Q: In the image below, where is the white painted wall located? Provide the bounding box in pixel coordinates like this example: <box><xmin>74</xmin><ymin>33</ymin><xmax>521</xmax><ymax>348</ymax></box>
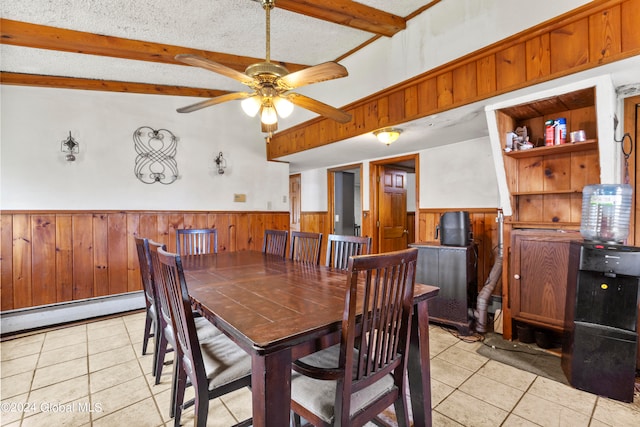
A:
<box><xmin>1</xmin><ymin>85</ymin><xmax>289</xmax><ymax>211</ymax></box>
<box><xmin>300</xmin><ymin>136</ymin><xmax>498</xmax><ymax>213</ymax></box>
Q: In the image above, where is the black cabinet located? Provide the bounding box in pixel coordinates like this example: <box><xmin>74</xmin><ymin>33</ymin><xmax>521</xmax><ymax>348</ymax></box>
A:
<box><xmin>410</xmin><ymin>242</ymin><xmax>477</xmax><ymax>335</ymax></box>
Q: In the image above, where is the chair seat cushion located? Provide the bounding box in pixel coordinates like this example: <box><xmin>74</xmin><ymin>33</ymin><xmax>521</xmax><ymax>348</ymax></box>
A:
<box><xmin>200</xmin><ymin>333</ymin><xmax>252</xmax><ymax>390</ymax></box>
<box><xmin>291</xmin><ymin>345</ymin><xmax>396</xmax><ymax>424</ymax></box>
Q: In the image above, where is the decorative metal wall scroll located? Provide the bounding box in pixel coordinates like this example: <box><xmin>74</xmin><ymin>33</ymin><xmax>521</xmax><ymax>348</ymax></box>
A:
<box><xmin>133</xmin><ymin>126</ymin><xmax>179</xmax><ymax>184</ymax></box>
<box><xmin>61</xmin><ymin>131</ymin><xmax>80</xmax><ymax>162</ymax></box>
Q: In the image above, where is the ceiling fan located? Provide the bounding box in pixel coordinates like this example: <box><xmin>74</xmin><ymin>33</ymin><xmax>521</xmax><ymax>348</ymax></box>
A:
<box><xmin>175</xmin><ymin>0</ymin><xmax>351</xmax><ymax>134</ymax></box>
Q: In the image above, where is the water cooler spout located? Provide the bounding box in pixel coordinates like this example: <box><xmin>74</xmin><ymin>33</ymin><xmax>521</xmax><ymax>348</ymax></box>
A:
<box><xmin>473</xmin><ymin>209</ymin><xmax>504</xmax><ymax>333</ymax></box>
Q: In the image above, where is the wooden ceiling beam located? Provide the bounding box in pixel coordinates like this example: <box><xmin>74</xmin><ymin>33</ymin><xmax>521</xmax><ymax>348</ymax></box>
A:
<box><xmin>0</xmin><ymin>18</ymin><xmax>308</xmax><ymax>73</ymax></box>
<box><xmin>0</xmin><ymin>72</ymin><xmax>228</xmax><ymax>98</ymax></box>
<box><xmin>276</xmin><ymin>0</ymin><xmax>406</xmax><ymax>37</ymax></box>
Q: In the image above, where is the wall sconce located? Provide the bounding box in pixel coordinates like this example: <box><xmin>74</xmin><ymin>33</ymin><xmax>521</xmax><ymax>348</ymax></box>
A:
<box><xmin>214</xmin><ymin>152</ymin><xmax>227</xmax><ymax>175</ymax></box>
<box><xmin>61</xmin><ymin>131</ymin><xmax>80</xmax><ymax>161</ymax></box>
<box><xmin>374</xmin><ymin>128</ymin><xmax>402</xmax><ymax>145</ymax></box>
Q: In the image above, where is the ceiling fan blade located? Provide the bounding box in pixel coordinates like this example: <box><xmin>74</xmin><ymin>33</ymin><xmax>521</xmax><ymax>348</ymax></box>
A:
<box><xmin>278</xmin><ymin>62</ymin><xmax>348</xmax><ymax>90</ymax></box>
<box><xmin>175</xmin><ymin>54</ymin><xmax>255</xmax><ymax>86</ymax></box>
<box><xmin>286</xmin><ymin>93</ymin><xmax>351</xmax><ymax>123</ymax></box>
<box><xmin>177</xmin><ymin>92</ymin><xmax>251</xmax><ymax>113</ymax></box>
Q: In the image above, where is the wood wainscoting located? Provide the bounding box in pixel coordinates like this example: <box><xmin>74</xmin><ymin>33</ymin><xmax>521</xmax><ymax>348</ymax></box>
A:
<box><xmin>417</xmin><ymin>208</ymin><xmax>501</xmax><ymax>296</ymax></box>
<box><xmin>0</xmin><ymin>210</ymin><xmax>289</xmax><ymax>311</ymax></box>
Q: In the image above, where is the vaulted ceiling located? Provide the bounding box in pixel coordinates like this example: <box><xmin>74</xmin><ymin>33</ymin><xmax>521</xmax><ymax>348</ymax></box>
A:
<box><xmin>1</xmin><ymin>0</ymin><xmax>439</xmax><ymax>96</ymax></box>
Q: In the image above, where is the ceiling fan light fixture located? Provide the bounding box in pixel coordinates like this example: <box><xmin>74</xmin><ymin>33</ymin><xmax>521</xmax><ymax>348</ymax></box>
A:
<box><xmin>273</xmin><ymin>96</ymin><xmax>294</xmax><ymax>118</ymax></box>
<box><xmin>374</xmin><ymin>128</ymin><xmax>402</xmax><ymax>145</ymax></box>
<box><xmin>261</xmin><ymin>103</ymin><xmax>278</xmax><ymax>125</ymax></box>
<box><xmin>241</xmin><ymin>96</ymin><xmax>262</xmax><ymax>117</ymax></box>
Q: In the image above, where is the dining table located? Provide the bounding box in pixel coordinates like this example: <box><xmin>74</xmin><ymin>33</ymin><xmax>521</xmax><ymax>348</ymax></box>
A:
<box><xmin>182</xmin><ymin>250</ymin><xmax>439</xmax><ymax>427</ymax></box>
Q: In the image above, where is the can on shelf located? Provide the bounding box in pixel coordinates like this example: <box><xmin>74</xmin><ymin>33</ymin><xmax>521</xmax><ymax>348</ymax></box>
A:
<box><xmin>555</xmin><ymin>117</ymin><xmax>567</xmax><ymax>145</ymax></box>
<box><xmin>545</xmin><ymin>120</ymin><xmax>555</xmax><ymax>146</ymax></box>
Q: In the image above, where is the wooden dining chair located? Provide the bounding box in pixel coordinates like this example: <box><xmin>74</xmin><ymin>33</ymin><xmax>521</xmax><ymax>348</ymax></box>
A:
<box><xmin>148</xmin><ymin>241</ymin><xmax>221</xmax><ymax>418</ymax></box>
<box><xmin>156</xmin><ymin>247</ymin><xmax>252</xmax><ymax>427</ymax></box>
<box><xmin>290</xmin><ymin>248</ymin><xmax>418</xmax><ymax>427</ymax></box>
<box><xmin>176</xmin><ymin>228</ymin><xmax>218</xmax><ymax>255</ymax></box>
<box><xmin>325</xmin><ymin>234</ymin><xmax>372</xmax><ymax>270</ymax></box>
<box><xmin>134</xmin><ymin>237</ymin><xmax>159</xmax><ymax>364</ymax></box>
<box><xmin>289</xmin><ymin>231</ymin><xmax>323</xmax><ymax>265</ymax></box>
<box><xmin>262</xmin><ymin>229</ymin><xmax>288</xmax><ymax>257</ymax></box>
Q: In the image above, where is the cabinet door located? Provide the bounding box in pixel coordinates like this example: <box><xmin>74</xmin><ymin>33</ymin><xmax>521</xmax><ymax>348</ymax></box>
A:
<box><xmin>511</xmin><ymin>231</ymin><xmax>579</xmax><ymax>330</ymax></box>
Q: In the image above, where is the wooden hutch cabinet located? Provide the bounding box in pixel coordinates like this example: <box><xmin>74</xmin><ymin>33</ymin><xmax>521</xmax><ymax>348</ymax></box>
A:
<box><xmin>486</xmin><ymin>77</ymin><xmax>618</xmax><ymax>340</ymax></box>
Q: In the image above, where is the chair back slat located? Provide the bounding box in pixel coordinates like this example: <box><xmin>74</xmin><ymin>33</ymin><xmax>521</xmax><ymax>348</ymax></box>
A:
<box><xmin>346</xmin><ymin>248</ymin><xmax>417</xmax><ymax>392</ymax></box>
<box><xmin>325</xmin><ymin>234</ymin><xmax>372</xmax><ymax>270</ymax></box>
<box><xmin>155</xmin><ymin>248</ymin><xmax>205</xmax><ymax>381</ymax></box>
<box><xmin>289</xmin><ymin>231</ymin><xmax>322</xmax><ymax>265</ymax></box>
<box><xmin>262</xmin><ymin>229</ymin><xmax>288</xmax><ymax>257</ymax></box>
<box><xmin>148</xmin><ymin>241</ymin><xmax>172</xmax><ymax>329</ymax></box>
<box><xmin>135</xmin><ymin>237</ymin><xmax>155</xmax><ymax>306</ymax></box>
<box><xmin>176</xmin><ymin>228</ymin><xmax>218</xmax><ymax>255</ymax></box>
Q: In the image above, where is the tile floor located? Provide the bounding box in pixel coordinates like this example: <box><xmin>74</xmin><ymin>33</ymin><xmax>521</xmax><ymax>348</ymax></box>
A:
<box><xmin>1</xmin><ymin>310</ymin><xmax>639</xmax><ymax>426</ymax></box>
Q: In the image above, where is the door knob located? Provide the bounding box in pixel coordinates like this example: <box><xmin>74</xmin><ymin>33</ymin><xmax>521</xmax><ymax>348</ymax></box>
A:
<box><xmin>514</xmin><ymin>274</ymin><xmax>520</xmax><ymax>280</ymax></box>
<box><xmin>403</xmin><ymin>229</ymin><xmax>408</xmax><ymax>235</ymax></box>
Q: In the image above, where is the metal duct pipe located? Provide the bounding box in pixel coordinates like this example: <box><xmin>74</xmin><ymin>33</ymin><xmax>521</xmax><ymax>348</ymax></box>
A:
<box><xmin>473</xmin><ymin>209</ymin><xmax>504</xmax><ymax>333</ymax></box>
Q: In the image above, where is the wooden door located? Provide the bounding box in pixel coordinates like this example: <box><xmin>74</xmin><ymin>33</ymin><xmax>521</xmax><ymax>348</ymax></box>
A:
<box><xmin>289</xmin><ymin>174</ymin><xmax>301</xmax><ymax>234</ymax></box>
<box><xmin>378</xmin><ymin>168</ymin><xmax>407</xmax><ymax>253</ymax></box>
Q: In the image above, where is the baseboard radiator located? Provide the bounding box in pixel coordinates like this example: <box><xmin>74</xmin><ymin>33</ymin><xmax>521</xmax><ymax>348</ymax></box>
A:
<box><xmin>1</xmin><ymin>291</ymin><xmax>145</xmax><ymax>336</ymax></box>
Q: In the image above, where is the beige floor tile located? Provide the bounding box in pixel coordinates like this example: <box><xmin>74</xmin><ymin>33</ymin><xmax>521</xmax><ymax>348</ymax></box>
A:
<box><xmin>1</xmin><ymin>371</ymin><xmax>33</xmax><ymax>399</ymax></box>
<box><xmin>44</xmin><ymin>324</ymin><xmax>86</xmax><ymax>339</ymax></box>
<box><xmin>437</xmin><ymin>344</ymin><xmax>488</xmax><ymax>372</ymax></box>
<box><xmin>86</xmin><ymin>317</ymin><xmax>124</xmax><ymax>332</ymax></box>
<box><xmin>436</xmin><ymin>390</ymin><xmax>508</xmax><ymax>427</ymax></box>
<box><xmin>513</xmin><ymin>393</ymin><xmax>591</xmax><ymax>426</ymax></box>
<box><xmin>475</xmin><ymin>360</ymin><xmax>536</xmax><ymax>391</ymax></box>
<box><xmin>591</xmin><ymin>396</ymin><xmax>640</xmax><ymax>427</ymax></box>
<box><xmin>138</xmin><ymin>352</ymin><xmax>157</xmax><ymax>376</ymax></box>
<box><xmin>37</xmin><ymin>343</ymin><xmax>87</xmax><ymax>369</ymax></box>
<box><xmin>431</xmin><ymin>410</ymin><xmax>465</xmax><ymax>426</ymax></box>
<box><xmin>453</xmin><ymin>337</ymin><xmax>484</xmax><ymax>353</ymax></box>
<box><xmin>429</xmin><ymin>338</ymin><xmax>455</xmax><ymax>358</ymax></box>
<box><xmin>430</xmin><ymin>357</ymin><xmax>475</xmax><ymax>388</ymax></box>
<box><xmin>1</xmin><ymin>354</ymin><xmax>39</xmax><ymax>378</ymax></box>
<box><xmin>88</xmin><ymin>324</ymin><xmax>129</xmax><ymax>342</ymax></box>
<box><xmin>28</xmin><ymin>376</ymin><xmax>89</xmax><ymax>407</ymax></box>
<box><xmin>91</xmin><ymin>396</ymin><xmax>163</xmax><ymax>427</ymax></box>
<box><xmin>1</xmin><ymin>339</ymin><xmax>43</xmax><ymax>361</ymax></box>
<box><xmin>152</xmin><ymin>387</ymin><xmax>173</xmax><ymax>422</ymax></box>
<box><xmin>430</xmin><ymin>378</ymin><xmax>455</xmax><ymax>407</ymax></box>
<box><xmin>41</xmin><ymin>332</ymin><xmax>86</xmax><ymax>353</ymax></box>
<box><xmin>88</xmin><ymin>344</ymin><xmax>136</xmax><ymax>372</ymax></box>
<box><xmin>89</xmin><ymin>360</ymin><xmax>143</xmax><ymax>394</ymax></box>
<box><xmin>31</xmin><ymin>358</ymin><xmax>88</xmax><ymax>390</ymax></box>
<box><xmin>528</xmin><ymin>376</ymin><xmax>596</xmax><ymax>416</ymax></box>
<box><xmin>501</xmin><ymin>413</ymin><xmax>540</xmax><ymax>426</ymax></box>
<box><xmin>179</xmin><ymin>396</ymin><xmax>238</xmax><ymax>427</ymax></box>
<box><xmin>0</xmin><ymin>392</ymin><xmax>30</xmax><ymax>425</ymax></box>
<box><xmin>87</xmin><ymin>333</ymin><xmax>132</xmax><ymax>355</ymax></box>
<box><xmin>91</xmin><ymin>376</ymin><xmax>153</xmax><ymax>420</ymax></box>
<box><xmin>219</xmin><ymin>386</ymin><xmax>252</xmax><ymax>423</ymax></box>
<box><xmin>459</xmin><ymin>372</ymin><xmax>524</xmax><ymax>411</ymax></box>
<box><xmin>20</xmin><ymin>397</ymin><xmax>92</xmax><ymax>427</ymax></box>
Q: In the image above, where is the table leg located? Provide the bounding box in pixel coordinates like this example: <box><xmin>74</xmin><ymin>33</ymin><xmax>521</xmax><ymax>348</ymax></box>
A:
<box><xmin>251</xmin><ymin>349</ymin><xmax>292</xmax><ymax>427</ymax></box>
<box><xmin>408</xmin><ymin>299</ymin><xmax>432</xmax><ymax>427</ymax></box>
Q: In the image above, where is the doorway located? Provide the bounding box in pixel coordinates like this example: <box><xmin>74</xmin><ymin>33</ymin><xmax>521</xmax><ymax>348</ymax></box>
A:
<box><xmin>328</xmin><ymin>164</ymin><xmax>363</xmax><ymax>237</ymax></box>
<box><xmin>370</xmin><ymin>154</ymin><xmax>419</xmax><ymax>254</ymax></box>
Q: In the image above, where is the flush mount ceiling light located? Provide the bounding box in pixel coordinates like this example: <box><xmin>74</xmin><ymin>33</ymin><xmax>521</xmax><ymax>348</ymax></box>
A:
<box><xmin>374</xmin><ymin>128</ymin><xmax>402</xmax><ymax>145</ymax></box>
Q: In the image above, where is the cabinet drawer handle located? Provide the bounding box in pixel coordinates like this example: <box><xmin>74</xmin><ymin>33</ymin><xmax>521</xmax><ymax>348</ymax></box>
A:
<box><xmin>514</xmin><ymin>274</ymin><xmax>520</xmax><ymax>280</ymax></box>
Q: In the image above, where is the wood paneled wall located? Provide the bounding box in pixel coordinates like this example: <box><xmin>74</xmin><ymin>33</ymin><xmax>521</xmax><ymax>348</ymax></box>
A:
<box><xmin>268</xmin><ymin>0</ymin><xmax>640</xmax><ymax>159</ymax></box>
<box><xmin>418</xmin><ymin>209</ymin><xmax>501</xmax><ymax>294</ymax></box>
<box><xmin>0</xmin><ymin>211</ymin><xmax>288</xmax><ymax>311</ymax></box>
<box><xmin>301</xmin><ymin>208</ymin><xmax>500</xmax><ymax>293</ymax></box>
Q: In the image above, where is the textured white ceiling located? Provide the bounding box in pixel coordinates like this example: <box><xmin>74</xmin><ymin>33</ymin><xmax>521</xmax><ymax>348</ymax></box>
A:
<box><xmin>1</xmin><ymin>0</ymin><xmax>430</xmax><ymax>88</ymax></box>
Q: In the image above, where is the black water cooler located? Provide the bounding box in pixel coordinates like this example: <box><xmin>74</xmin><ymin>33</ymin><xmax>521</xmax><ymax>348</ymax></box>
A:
<box><xmin>562</xmin><ymin>241</ymin><xmax>640</xmax><ymax>402</ymax></box>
